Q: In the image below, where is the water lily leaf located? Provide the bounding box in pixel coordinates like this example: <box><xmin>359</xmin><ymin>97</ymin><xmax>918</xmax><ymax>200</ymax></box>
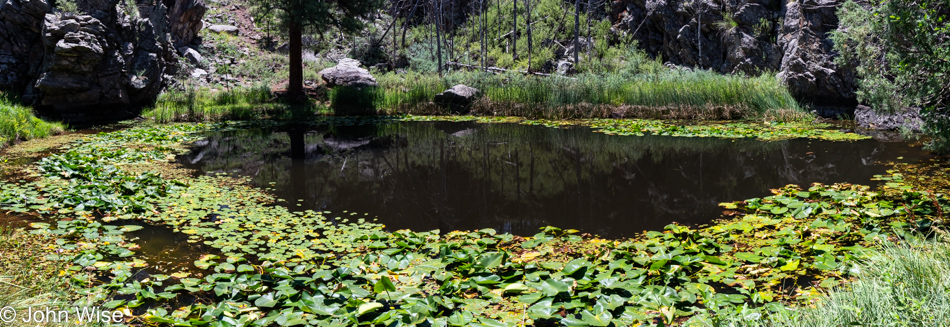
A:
<box><xmin>517</xmin><ymin>293</ymin><xmax>545</xmax><ymax>304</ymax></box>
<box><xmin>541</xmin><ymin>279</ymin><xmax>571</xmax><ymax>297</ymax></box>
<box><xmin>374</xmin><ymin>278</ymin><xmax>396</xmax><ymax>294</ymax></box>
<box><xmin>771</xmin><ymin>207</ymin><xmax>789</xmax><ymax>215</ymax></box>
<box><xmin>254</xmin><ymin>293</ymin><xmax>279</xmax><ymax>308</ymax></box>
<box><xmin>477</xmin><ymin>252</ymin><xmax>506</xmax><ymax>270</ymax></box>
<box><xmin>357</xmin><ymin>302</ymin><xmax>384</xmax><ymax>316</ymax></box>
<box><xmin>504</xmin><ymin>283</ymin><xmax>531</xmax><ymax>294</ymax></box>
<box><xmin>447</xmin><ymin>311</ymin><xmax>474</xmax><ymax>326</ymax></box>
<box><xmin>581</xmin><ymin>309</ymin><xmax>612</xmax><ymax>326</ymax></box>
<box><xmin>527</xmin><ymin>298</ymin><xmax>557</xmax><ymax>319</ymax></box>
<box><xmin>780</xmin><ymin>259</ymin><xmax>801</xmax><ymax>271</ymax></box>
<box><xmin>734</xmin><ymin>252</ymin><xmax>764</xmax><ymax>263</ymax></box>
<box><xmin>120</xmin><ymin>225</ymin><xmax>143</xmax><ymax>232</ymax></box>
<box><xmin>562</xmin><ymin>258</ymin><xmax>591</xmax><ymax>276</ymax></box>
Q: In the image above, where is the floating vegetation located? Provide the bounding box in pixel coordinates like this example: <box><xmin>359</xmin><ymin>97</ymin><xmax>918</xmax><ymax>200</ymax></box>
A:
<box><xmin>0</xmin><ymin>122</ymin><xmax>940</xmax><ymax>326</ymax></box>
<box><xmin>399</xmin><ymin>115</ymin><xmax>871</xmax><ymax>141</ymax></box>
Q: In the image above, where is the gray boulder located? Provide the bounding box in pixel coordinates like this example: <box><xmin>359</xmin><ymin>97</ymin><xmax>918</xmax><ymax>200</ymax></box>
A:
<box><xmin>179</xmin><ymin>46</ymin><xmax>203</xmax><ymax>65</ymax></box>
<box><xmin>319</xmin><ymin>59</ymin><xmax>378</xmax><ymax>88</ymax></box>
<box><xmin>434</xmin><ymin>84</ymin><xmax>481</xmax><ymax>114</ymax></box>
<box><xmin>855</xmin><ymin>105</ymin><xmax>923</xmax><ymax>131</ymax></box>
<box><xmin>0</xmin><ymin>0</ymin><xmax>206</xmax><ymax>122</ymax></box>
<box><xmin>207</xmin><ymin>24</ymin><xmax>238</xmax><ymax>35</ymax></box>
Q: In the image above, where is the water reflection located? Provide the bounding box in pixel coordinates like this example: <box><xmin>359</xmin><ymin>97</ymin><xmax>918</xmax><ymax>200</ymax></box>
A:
<box><xmin>179</xmin><ymin>122</ymin><xmax>925</xmax><ymax>238</ymax></box>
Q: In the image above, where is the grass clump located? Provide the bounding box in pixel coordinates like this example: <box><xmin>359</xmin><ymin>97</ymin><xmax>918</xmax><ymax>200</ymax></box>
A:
<box><xmin>143</xmin><ymin>84</ymin><xmax>301</xmax><ymax>122</ymax></box>
<box><xmin>723</xmin><ymin>234</ymin><xmax>950</xmax><ymax>327</ymax></box>
<box><xmin>0</xmin><ymin>93</ymin><xmax>66</xmax><ymax>148</ymax></box>
<box><xmin>370</xmin><ymin>70</ymin><xmax>805</xmax><ymax>120</ymax></box>
<box><xmin>0</xmin><ymin>226</ymin><xmax>73</xmax><ymax>314</ymax></box>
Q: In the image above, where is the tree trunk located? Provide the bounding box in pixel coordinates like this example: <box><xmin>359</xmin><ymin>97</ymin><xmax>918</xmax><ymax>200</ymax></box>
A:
<box><xmin>480</xmin><ymin>0</ymin><xmax>486</xmax><ymax>70</ymax></box>
<box><xmin>512</xmin><ymin>0</ymin><xmax>517</xmax><ymax>60</ymax></box>
<box><xmin>288</xmin><ymin>21</ymin><xmax>304</xmax><ymax>102</ymax></box>
<box><xmin>526</xmin><ymin>0</ymin><xmax>532</xmax><ymax>72</ymax></box>
<box><xmin>574</xmin><ymin>0</ymin><xmax>580</xmax><ymax>65</ymax></box>
<box><xmin>435</xmin><ymin>0</ymin><xmax>443</xmax><ymax>75</ymax></box>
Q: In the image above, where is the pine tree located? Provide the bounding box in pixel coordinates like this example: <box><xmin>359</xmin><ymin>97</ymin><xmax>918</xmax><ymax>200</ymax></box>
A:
<box><xmin>251</xmin><ymin>0</ymin><xmax>380</xmax><ymax>101</ymax></box>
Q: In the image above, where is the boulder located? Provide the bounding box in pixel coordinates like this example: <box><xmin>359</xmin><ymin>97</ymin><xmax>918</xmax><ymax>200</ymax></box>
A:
<box><xmin>207</xmin><ymin>24</ymin><xmax>238</xmax><ymax>35</ymax></box>
<box><xmin>191</xmin><ymin>68</ymin><xmax>207</xmax><ymax>79</ymax></box>
<box><xmin>855</xmin><ymin>105</ymin><xmax>923</xmax><ymax>131</ymax></box>
<box><xmin>178</xmin><ymin>46</ymin><xmax>203</xmax><ymax>65</ymax></box>
<box><xmin>319</xmin><ymin>58</ymin><xmax>378</xmax><ymax>88</ymax></box>
<box><xmin>0</xmin><ymin>0</ymin><xmax>206</xmax><ymax>122</ymax></box>
<box><xmin>434</xmin><ymin>84</ymin><xmax>481</xmax><ymax>114</ymax></box>
<box><xmin>556</xmin><ymin>60</ymin><xmax>574</xmax><ymax>75</ymax></box>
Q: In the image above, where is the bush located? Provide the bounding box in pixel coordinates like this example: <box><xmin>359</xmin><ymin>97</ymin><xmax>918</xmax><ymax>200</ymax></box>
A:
<box><xmin>832</xmin><ymin>1</ymin><xmax>950</xmax><ymax>151</ymax></box>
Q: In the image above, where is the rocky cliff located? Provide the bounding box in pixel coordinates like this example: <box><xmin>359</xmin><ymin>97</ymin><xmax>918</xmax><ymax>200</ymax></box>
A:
<box><xmin>0</xmin><ymin>0</ymin><xmax>205</xmax><ymax>122</ymax></box>
<box><xmin>613</xmin><ymin>0</ymin><xmax>855</xmax><ymax>108</ymax></box>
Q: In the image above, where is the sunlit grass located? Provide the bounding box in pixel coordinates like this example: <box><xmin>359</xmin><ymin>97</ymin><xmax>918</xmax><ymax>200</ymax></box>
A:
<box><xmin>0</xmin><ymin>93</ymin><xmax>66</xmax><ymax>148</ymax></box>
<box><xmin>708</xmin><ymin>233</ymin><xmax>950</xmax><ymax>326</ymax></box>
<box><xmin>764</xmin><ymin>234</ymin><xmax>950</xmax><ymax>326</ymax></box>
<box><xmin>143</xmin><ymin>84</ymin><xmax>330</xmax><ymax>122</ymax></box>
<box><xmin>368</xmin><ymin>70</ymin><xmax>805</xmax><ymax>121</ymax></box>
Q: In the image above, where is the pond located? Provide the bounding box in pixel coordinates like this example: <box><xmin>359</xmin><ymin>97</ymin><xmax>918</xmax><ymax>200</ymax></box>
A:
<box><xmin>179</xmin><ymin>121</ymin><xmax>926</xmax><ymax>238</ymax></box>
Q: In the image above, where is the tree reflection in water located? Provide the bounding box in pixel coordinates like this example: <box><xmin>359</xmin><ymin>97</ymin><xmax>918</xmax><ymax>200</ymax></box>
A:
<box><xmin>179</xmin><ymin>122</ymin><xmax>924</xmax><ymax>238</ymax></box>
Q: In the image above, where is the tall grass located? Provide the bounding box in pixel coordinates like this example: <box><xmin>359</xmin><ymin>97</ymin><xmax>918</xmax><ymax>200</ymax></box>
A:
<box><xmin>0</xmin><ymin>93</ymin><xmax>66</xmax><ymax>148</ymax></box>
<box><xmin>0</xmin><ymin>227</ymin><xmax>73</xmax><ymax>323</ymax></box>
<box><xmin>143</xmin><ymin>84</ymin><xmax>288</xmax><ymax>122</ymax></box>
<box><xmin>711</xmin><ymin>233</ymin><xmax>950</xmax><ymax>327</ymax></box>
<box><xmin>368</xmin><ymin>70</ymin><xmax>805</xmax><ymax>120</ymax></box>
<box><xmin>766</xmin><ymin>234</ymin><xmax>950</xmax><ymax>326</ymax></box>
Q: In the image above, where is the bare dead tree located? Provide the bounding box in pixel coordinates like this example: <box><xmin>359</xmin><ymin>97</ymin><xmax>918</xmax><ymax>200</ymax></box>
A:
<box><xmin>574</xmin><ymin>0</ymin><xmax>580</xmax><ymax>64</ymax></box>
<box><xmin>433</xmin><ymin>0</ymin><xmax>443</xmax><ymax>75</ymax></box>
<box><xmin>512</xmin><ymin>0</ymin><xmax>518</xmax><ymax>60</ymax></box>
<box><xmin>525</xmin><ymin>0</ymin><xmax>532</xmax><ymax>72</ymax></box>
<box><xmin>401</xmin><ymin>0</ymin><xmax>423</xmax><ymax>49</ymax></box>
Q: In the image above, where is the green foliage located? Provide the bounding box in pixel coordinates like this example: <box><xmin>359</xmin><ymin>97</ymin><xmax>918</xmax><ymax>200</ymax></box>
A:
<box><xmin>0</xmin><ymin>92</ymin><xmax>66</xmax><ymax>148</ymax></box>
<box><xmin>55</xmin><ymin>0</ymin><xmax>79</xmax><ymax>13</ymax></box>
<box><xmin>716</xmin><ymin>12</ymin><xmax>739</xmax><ymax>32</ymax></box>
<box><xmin>401</xmin><ymin>0</ymin><xmax>623</xmax><ymax>74</ymax></box>
<box><xmin>249</xmin><ymin>0</ymin><xmax>378</xmax><ymax>33</ymax></box>
<box><xmin>832</xmin><ymin>1</ymin><xmax>950</xmax><ymax>151</ymax></box>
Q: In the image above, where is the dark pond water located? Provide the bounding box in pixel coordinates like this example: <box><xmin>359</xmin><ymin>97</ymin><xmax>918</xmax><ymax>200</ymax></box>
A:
<box><xmin>179</xmin><ymin>122</ymin><xmax>928</xmax><ymax>238</ymax></box>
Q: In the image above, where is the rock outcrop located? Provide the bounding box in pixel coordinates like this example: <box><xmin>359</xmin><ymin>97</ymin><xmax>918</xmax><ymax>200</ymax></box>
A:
<box><xmin>167</xmin><ymin>0</ymin><xmax>206</xmax><ymax>48</ymax></box>
<box><xmin>319</xmin><ymin>59</ymin><xmax>378</xmax><ymax>89</ymax></box>
<box><xmin>613</xmin><ymin>0</ymin><xmax>856</xmax><ymax>108</ymax></box>
<box><xmin>0</xmin><ymin>0</ymin><xmax>206</xmax><ymax>122</ymax></box>
<box><xmin>434</xmin><ymin>84</ymin><xmax>481</xmax><ymax>114</ymax></box>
